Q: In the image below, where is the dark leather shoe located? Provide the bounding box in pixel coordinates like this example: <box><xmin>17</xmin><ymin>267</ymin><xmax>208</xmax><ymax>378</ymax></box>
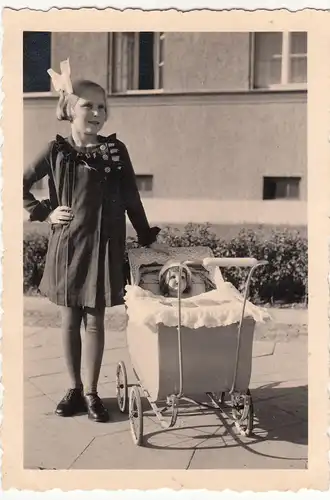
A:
<box><xmin>85</xmin><ymin>393</ymin><xmax>109</xmax><ymax>422</ymax></box>
<box><xmin>55</xmin><ymin>388</ymin><xmax>87</xmax><ymax>417</ymax></box>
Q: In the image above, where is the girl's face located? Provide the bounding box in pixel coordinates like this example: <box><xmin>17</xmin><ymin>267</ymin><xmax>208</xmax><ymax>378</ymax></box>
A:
<box><xmin>70</xmin><ymin>86</ymin><xmax>107</xmax><ymax>136</ymax></box>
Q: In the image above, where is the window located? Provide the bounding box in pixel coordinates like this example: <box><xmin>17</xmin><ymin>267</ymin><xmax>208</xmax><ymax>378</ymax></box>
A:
<box><xmin>263</xmin><ymin>176</ymin><xmax>301</xmax><ymax>200</ymax></box>
<box><xmin>253</xmin><ymin>32</ymin><xmax>307</xmax><ymax>90</ymax></box>
<box><xmin>109</xmin><ymin>32</ymin><xmax>164</xmax><ymax>93</ymax></box>
<box><xmin>136</xmin><ymin>175</ymin><xmax>153</xmax><ymax>193</ymax></box>
<box><xmin>23</xmin><ymin>31</ymin><xmax>164</xmax><ymax>95</ymax></box>
<box><xmin>23</xmin><ymin>32</ymin><xmax>51</xmax><ymax>93</ymax></box>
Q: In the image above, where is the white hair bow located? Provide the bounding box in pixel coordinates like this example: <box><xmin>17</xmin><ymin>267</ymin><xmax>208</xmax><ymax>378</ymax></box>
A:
<box><xmin>47</xmin><ymin>58</ymin><xmax>73</xmax><ymax>94</ymax></box>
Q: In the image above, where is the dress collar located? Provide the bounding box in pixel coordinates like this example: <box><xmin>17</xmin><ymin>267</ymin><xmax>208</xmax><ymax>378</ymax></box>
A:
<box><xmin>55</xmin><ymin>133</ymin><xmax>117</xmax><ymax>158</ymax></box>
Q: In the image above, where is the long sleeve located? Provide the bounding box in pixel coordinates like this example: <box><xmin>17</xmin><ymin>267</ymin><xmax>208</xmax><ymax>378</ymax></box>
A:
<box><xmin>23</xmin><ymin>145</ymin><xmax>53</xmax><ymax>222</ymax></box>
<box><xmin>119</xmin><ymin>142</ymin><xmax>160</xmax><ymax>246</ymax></box>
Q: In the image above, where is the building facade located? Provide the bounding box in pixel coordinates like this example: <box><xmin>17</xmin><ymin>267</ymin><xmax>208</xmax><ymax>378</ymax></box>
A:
<box><xmin>23</xmin><ymin>31</ymin><xmax>307</xmax><ymax>226</ymax></box>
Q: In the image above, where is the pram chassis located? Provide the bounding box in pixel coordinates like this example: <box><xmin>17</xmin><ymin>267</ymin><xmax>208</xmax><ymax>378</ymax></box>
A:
<box><xmin>116</xmin><ymin>256</ymin><xmax>268</xmax><ymax>446</ymax></box>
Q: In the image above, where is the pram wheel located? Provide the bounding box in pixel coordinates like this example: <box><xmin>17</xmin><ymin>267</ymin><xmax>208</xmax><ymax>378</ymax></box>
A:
<box><xmin>129</xmin><ymin>386</ymin><xmax>144</xmax><ymax>446</ymax></box>
<box><xmin>231</xmin><ymin>389</ymin><xmax>254</xmax><ymax>437</ymax></box>
<box><xmin>116</xmin><ymin>361</ymin><xmax>128</xmax><ymax>413</ymax></box>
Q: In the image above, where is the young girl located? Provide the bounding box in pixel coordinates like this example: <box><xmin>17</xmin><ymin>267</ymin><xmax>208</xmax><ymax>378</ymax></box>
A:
<box><xmin>23</xmin><ymin>60</ymin><xmax>167</xmax><ymax>423</ymax></box>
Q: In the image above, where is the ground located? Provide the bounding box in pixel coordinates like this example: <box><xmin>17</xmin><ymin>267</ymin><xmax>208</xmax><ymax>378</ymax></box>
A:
<box><xmin>24</xmin><ymin>297</ymin><xmax>307</xmax><ymax>470</ymax></box>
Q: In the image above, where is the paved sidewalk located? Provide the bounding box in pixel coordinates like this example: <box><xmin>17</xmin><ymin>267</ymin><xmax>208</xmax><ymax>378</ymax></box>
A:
<box><xmin>24</xmin><ymin>299</ymin><xmax>308</xmax><ymax>470</ymax></box>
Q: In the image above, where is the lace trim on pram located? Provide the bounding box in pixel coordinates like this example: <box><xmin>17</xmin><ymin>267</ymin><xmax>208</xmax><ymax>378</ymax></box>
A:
<box><xmin>124</xmin><ymin>282</ymin><xmax>271</xmax><ymax>330</ymax></box>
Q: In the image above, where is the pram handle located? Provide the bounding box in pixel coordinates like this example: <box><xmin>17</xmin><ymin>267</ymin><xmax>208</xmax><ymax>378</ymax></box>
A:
<box><xmin>181</xmin><ymin>257</ymin><xmax>268</xmax><ymax>269</ymax></box>
<box><xmin>202</xmin><ymin>257</ymin><xmax>268</xmax><ymax>268</ymax></box>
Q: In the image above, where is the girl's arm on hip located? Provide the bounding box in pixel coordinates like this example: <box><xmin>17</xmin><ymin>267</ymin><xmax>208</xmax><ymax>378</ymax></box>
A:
<box><xmin>120</xmin><ymin>141</ymin><xmax>160</xmax><ymax>246</ymax></box>
<box><xmin>23</xmin><ymin>144</ymin><xmax>53</xmax><ymax>222</ymax></box>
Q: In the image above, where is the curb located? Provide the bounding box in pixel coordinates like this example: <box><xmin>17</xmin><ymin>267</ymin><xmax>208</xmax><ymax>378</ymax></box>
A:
<box><xmin>23</xmin><ymin>296</ymin><xmax>308</xmax><ymax>324</ymax></box>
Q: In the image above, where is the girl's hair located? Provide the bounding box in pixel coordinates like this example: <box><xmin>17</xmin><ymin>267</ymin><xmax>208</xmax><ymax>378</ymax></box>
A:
<box><xmin>56</xmin><ymin>79</ymin><xmax>108</xmax><ymax>122</ymax></box>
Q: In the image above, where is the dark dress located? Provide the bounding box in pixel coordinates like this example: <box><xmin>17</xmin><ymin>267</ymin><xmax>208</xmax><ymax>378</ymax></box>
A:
<box><xmin>23</xmin><ymin>134</ymin><xmax>160</xmax><ymax>308</ymax></box>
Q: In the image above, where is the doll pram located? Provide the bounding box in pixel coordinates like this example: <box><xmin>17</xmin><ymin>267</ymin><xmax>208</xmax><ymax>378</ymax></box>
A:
<box><xmin>115</xmin><ymin>246</ymin><xmax>268</xmax><ymax>446</ymax></box>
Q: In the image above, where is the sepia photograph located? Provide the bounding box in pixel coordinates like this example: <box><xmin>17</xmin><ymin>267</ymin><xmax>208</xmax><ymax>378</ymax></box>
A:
<box><xmin>21</xmin><ymin>29</ymin><xmax>309</xmax><ymax>471</ymax></box>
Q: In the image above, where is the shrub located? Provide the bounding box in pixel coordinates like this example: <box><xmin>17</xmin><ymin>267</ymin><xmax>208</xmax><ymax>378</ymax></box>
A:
<box><xmin>157</xmin><ymin>224</ymin><xmax>307</xmax><ymax>304</ymax></box>
<box><xmin>23</xmin><ymin>232</ymin><xmax>49</xmax><ymax>292</ymax></box>
<box><xmin>24</xmin><ymin>223</ymin><xmax>307</xmax><ymax>304</ymax></box>
<box><xmin>217</xmin><ymin>228</ymin><xmax>307</xmax><ymax>304</ymax></box>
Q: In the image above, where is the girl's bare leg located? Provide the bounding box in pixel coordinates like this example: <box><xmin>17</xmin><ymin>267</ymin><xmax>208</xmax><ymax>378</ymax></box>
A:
<box><xmin>83</xmin><ymin>306</ymin><xmax>105</xmax><ymax>394</ymax></box>
<box><xmin>83</xmin><ymin>306</ymin><xmax>109</xmax><ymax>422</ymax></box>
<box><xmin>55</xmin><ymin>306</ymin><xmax>86</xmax><ymax>417</ymax></box>
<box><xmin>61</xmin><ymin>306</ymin><xmax>84</xmax><ymax>390</ymax></box>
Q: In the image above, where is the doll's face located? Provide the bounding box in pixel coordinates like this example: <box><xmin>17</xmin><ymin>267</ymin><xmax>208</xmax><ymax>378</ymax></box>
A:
<box><xmin>165</xmin><ymin>267</ymin><xmax>188</xmax><ymax>296</ymax></box>
<box><xmin>71</xmin><ymin>86</ymin><xmax>107</xmax><ymax>136</ymax></box>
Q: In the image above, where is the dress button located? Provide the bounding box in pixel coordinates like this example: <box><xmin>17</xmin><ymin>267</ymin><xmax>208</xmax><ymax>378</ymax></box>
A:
<box><xmin>100</xmin><ymin>144</ymin><xmax>106</xmax><ymax>151</ymax></box>
<box><xmin>102</xmin><ymin>154</ymin><xmax>109</xmax><ymax>160</ymax></box>
<box><xmin>105</xmin><ymin>167</ymin><xmax>111</xmax><ymax>173</ymax></box>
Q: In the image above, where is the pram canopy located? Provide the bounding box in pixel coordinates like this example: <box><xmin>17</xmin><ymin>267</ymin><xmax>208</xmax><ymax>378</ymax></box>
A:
<box><xmin>127</xmin><ymin>245</ymin><xmax>224</xmax><ymax>288</ymax></box>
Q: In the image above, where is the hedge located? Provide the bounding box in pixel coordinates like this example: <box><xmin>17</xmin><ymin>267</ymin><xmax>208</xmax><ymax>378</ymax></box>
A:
<box><xmin>23</xmin><ymin>223</ymin><xmax>308</xmax><ymax>304</ymax></box>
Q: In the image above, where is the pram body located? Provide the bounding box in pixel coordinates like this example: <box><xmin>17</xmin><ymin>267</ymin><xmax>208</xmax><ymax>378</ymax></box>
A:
<box><xmin>127</xmin><ymin>313</ymin><xmax>255</xmax><ymax>402</ymax></box>
<box><xmin>116</xmin><ymin>246</ymin><xmax>268</xmax><ymax>445</ymax></box>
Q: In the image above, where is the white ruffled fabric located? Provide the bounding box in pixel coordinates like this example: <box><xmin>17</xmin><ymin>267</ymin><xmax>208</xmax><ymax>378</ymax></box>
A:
<box><xmin>125</xmin><ymin>282</ymin><xmax>271</xmax><ymax>331</ymax></box>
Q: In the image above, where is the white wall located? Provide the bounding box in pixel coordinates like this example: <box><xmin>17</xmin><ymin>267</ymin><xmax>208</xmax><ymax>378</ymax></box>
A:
<box><xmin>25</xmin><ymin>190</ymin><xmax>307</xmax><ymax>226</ymax></box>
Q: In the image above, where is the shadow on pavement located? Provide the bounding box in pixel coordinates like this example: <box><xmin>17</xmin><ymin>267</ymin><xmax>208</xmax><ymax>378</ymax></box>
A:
<box><xmin>126</xmin><ymin>383</ymin><xmax>308</xmax><ymax>461</ymax></box>
<box><xmin>252</xmin><ymin>382</ymin><xmax>307</xmax><ymax>440</ymax></box>
<box><xmin>101</xmin><ymin>397</ymin><xmax>130</xmax><ymax>423</ymax></box>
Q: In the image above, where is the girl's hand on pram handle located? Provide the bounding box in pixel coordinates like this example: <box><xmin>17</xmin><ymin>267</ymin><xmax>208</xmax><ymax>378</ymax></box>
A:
<box><xmin>148</xmin><ymin>241</ymin><xmax>171</xmax><ymax>255</ymax></box>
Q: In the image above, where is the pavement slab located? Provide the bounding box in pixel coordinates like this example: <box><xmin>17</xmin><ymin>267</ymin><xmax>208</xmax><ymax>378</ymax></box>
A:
<box><xmin>24</xmin><ymin>415</ymin><xmax>95</xmax><ymax>470</ymax></box>
<box><xmin>23</xmin><ymin>299</ymin><xmax>308</xmax><ymax>470</ymax></box>
<box><xmin>187</xmin><ymin>428</ymin><xmax>307</xmax><ymax>469</ymax></box>
<box><xmin>70</xmin><ymin>424</ymin><xmax>196</xmax><ymax>470</ymax></box>
<box><xmin>24</xmin><ymin>380</ymin><xmax>45</xmax><ymax>399</ymax></box>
